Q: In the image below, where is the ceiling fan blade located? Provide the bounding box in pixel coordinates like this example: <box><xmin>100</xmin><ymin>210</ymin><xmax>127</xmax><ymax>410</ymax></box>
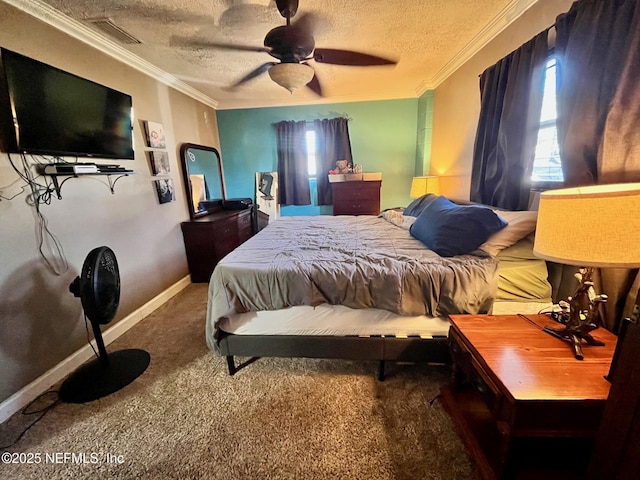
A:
<box><xmin>229</xmin><ymin>62</ymin><xmax>277</xmax><ymax>88</ymax></box>
<box><xmin>170</xmin><ymin>36</ymin><xmax>270</xmax><ymax>53</ymax></box>
<box><xmin>313</xmin><ymin>48</ymin><xmax>397</xmax><ymax>66</ymax></box>
<box><xmin>304</xmin><ymin>66</ymin><xmax>323</xmax><ymax>96</ymax></box>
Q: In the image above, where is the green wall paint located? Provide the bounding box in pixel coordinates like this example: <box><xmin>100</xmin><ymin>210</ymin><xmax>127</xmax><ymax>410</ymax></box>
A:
<box><xmin>216</xmin><ymin>98</ymin><xmax>420</xmax><ymax>215</ymax></box>
<box><xmin>416</xmin><ymin>90</ymin><xmax>434</xmax><ymax>176</ymax></box>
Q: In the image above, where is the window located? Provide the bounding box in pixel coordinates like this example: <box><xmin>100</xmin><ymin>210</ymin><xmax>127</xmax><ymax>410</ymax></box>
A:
<box><xmin>306</xmin><ymin>128</ymin><xmax>317</xmax><ymax>176</ymax></box>
<box><xmin>531</xmin><ymin>57</ymin><xmax>563</xmax><ymax>183</ymax></box>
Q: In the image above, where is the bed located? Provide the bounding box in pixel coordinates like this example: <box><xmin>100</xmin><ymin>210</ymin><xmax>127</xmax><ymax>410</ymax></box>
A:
<box><xmin>206</xmin><ymin>196</ymin><xmax>552</xmax><ymax>379</ymax></box>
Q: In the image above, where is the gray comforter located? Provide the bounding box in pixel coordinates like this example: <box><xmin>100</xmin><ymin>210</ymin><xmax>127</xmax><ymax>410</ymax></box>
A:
<box><xmin>206</xmin><ymin>215</ymin><xmax>499</xmax><ymax>348</ymax></box>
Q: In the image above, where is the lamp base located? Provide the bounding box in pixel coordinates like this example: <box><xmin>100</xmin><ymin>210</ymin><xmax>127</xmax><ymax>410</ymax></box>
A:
<box><xmin>543</xmin><ymin>325</ymin><xmax>605</xmax><ymax>360</ymax></box>
<box><xmin>545</xmin><ymin>267</ymin><xmax>607</xmax><ymax>360</ymax></box>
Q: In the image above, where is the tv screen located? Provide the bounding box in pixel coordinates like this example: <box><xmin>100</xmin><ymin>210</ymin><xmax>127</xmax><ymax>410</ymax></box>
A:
<box><xmin>0</xmin><ymin>48</ymin><xmax>134</xmax><ymax>160</ymax></box>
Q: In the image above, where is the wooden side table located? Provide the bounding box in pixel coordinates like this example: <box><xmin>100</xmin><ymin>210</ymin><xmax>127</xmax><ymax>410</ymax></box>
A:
<box><xmin>441</xmin><ymin>314</ymin><xmax>616</xmax><ymax>479</ymax></box>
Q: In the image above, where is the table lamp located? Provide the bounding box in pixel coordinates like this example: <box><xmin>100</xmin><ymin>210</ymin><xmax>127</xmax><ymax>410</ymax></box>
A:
<box><xmin>410</xmin><ymin>175</ymin><xmax>440</xmax><ymax>198</ymax></box>
<box><xmin>533</xmin><ymin>183</ymin><xmax>640</xmax><ymax>359</ymax></box>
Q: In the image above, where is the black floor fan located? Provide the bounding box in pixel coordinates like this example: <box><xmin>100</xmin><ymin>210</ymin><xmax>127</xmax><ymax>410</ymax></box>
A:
<box><xmin>59</xmin><ymin>246</ymin><xmax>150</xmax><ymax>403</ymax></box>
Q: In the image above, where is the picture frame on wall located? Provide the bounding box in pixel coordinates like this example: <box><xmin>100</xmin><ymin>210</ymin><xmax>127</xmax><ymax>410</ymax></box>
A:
<box><xmin>154</xmin><ymin>178</ymin><xmax>174</xmax><ymax>204</ymax></box>
<box><xmin>144</xmin><ymin>120</ymin><xmax>166</xmax><ymax>148</ymax></box>
<box><xmin>149</xmin><ymin>151</ymin><xmax>170</xmax><ymax>175</ymax></box>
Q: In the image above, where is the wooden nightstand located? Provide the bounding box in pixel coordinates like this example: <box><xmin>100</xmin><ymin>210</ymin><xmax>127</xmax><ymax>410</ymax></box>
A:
<box><xmin>331</xmin><ymin>180</ymin><xmax>381</xmax><ymax>215</ymax></box>
<box><xmin>441</xmin><ymin>314</ymin><xmax>617</xmax><ymax>479</ymax></box>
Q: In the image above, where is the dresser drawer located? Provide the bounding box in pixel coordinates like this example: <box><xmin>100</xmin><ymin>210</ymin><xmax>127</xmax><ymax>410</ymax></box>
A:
<box><xmin>333</xmin><ymin>201</ymin><xmax>379</xmax><ymax>216</ymax></box>
<box><xmin>238</xmin><ymin>225</ymin><xmax>252</xmax><ymax>242</ymax></box>
<box><xmin>215</xmin><ymin>236</ymin><xmax>239</xmax><ymax>259</ymax></box>
<box><xmin>216</xmin><ymin>221</ymin><xmax>236</xmax><ymax>240</ymax></box>
<box><xmin>238</xmin><ymin>212</ymin><xmax>252</xmax><ymax>230</ymax></box>
<box><xmin>237</xmin><ymin>210</ymin><xmax>253</xmax><ymax>242</ymax></box>
<box><xmin>333</xmin><ymin>186</ymin><xmax>379</xmax><ymax>202</ymax></box>
<box><xmin>332</xmin><ymin>180</ymin><xmax>381</xmax><ymax>216</ymax></box>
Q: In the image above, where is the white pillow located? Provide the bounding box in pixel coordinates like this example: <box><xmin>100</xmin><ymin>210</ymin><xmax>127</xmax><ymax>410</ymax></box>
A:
<box><xmin>479</xmin><ymin>210</ymin><xmax>538</xmax><ymax>256</ymax></box>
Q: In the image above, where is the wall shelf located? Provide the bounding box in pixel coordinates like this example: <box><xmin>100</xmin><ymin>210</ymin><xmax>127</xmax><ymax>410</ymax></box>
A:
<box><xmin>46</xmin><ymin>171</ymin><xmax>135</xmax><ymax>199</ymax></box>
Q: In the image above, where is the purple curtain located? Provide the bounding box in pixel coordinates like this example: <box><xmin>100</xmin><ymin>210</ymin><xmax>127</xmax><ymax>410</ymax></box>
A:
<box><xmin>470</xmin><ymin>30</ymin><xmax>549</xmax><ymax>210</ymax></box>
<box><xmin>275</xmin><ymin>120</ymin><xmax>311</xmax><ymax>206</ymax></box>
<box><xmin>314</xmin><ymin>118</ymin><xmax>353</xmax><ymax>206</ymax></box>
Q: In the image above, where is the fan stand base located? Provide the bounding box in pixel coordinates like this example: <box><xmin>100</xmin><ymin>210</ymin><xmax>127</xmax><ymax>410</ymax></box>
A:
<box><xmin>59</xmin><ymin>349</ymin><xmax>150</xmax><ymax>404</ymax></box>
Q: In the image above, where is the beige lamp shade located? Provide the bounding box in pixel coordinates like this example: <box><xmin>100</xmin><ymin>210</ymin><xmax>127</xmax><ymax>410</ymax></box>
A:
<box><xmin>410</xmin><ymin>176</ymin><xmax>440</xmax><ymax>198</ymax></box>
<box><xmin>268</xmin><ymin>63</ymin><xmax>314</xmax><ymax>93</ymax></box>
<box><xmin>533</xmin><ymin>183</ymin><xmax>640</xmax><ymax>268</ymax></box>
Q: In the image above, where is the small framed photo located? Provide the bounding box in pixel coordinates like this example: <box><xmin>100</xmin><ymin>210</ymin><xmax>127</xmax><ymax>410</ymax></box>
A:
<box><xmin>149</xmin><ymin>151</ymin><xmax>170</xmax><ymax>175</ymax></box>
<box><xmin>144</xmin><ymin>121</ymin><xmax>166</xmax><ymax>148</ymax></box>
<box><xmin>154</xmin><ymin>178</ymin><xmax>174</xmax><ymax>204</ymax></box>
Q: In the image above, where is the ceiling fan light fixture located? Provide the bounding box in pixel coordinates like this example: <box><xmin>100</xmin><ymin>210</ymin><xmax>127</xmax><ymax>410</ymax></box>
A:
<box><xmin>268</xmin><ymin>63</ymin><xmax>314</xmax><ymax>93</ymax></box>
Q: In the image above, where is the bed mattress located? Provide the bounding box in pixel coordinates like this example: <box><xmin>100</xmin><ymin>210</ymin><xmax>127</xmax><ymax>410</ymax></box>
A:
<box><xmin>218</xmin><ymin>304</ymin><xmax>451</xmax><ymax>337</ymax></box>
<box><xmin>217</xmin><ymin>300</ymin><xmax>553</xmax><ymax>337</ymax></box>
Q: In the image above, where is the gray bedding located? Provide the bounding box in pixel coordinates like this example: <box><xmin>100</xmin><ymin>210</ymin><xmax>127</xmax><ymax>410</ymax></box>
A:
<box><xmin>206</xmin><ymin>215</ymin><xmax>499</xmax><ymax>350</ymax></box>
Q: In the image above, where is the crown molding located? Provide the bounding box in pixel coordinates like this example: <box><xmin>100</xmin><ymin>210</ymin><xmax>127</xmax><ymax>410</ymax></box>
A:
<box><xmin>416</xmin><ymin>0</ymin><xmax>541</xmax><ymax>96</ymax></box>
<box><xmin>5</xmin><ymin>0</ymin><xmax>219</xmax><ymax>109</ymax></box>
<box><xmin>415</xmin><ymin>80</ymin><xmax>432</xmax><ymax>96</ymax></box>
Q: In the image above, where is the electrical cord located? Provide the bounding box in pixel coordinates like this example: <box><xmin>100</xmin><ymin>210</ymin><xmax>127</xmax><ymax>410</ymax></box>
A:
<box><xmin>84</xmin><ymin>313</ymin><xmax>100</xmax><ymax>361</ymax></box>
<box><xmin>517</xmin><ymin>313</ymin><xmax>547</xmax><ymax>332</ymax></box>
<box><xmin>6</xmin><ymin>153</ymin><xmax>69</xmax><ymax>275</ymax></box>
<box><xmin>0</xmin><ymin>391</ymin><xmax>60</xmax><ymax>450</ymax></box>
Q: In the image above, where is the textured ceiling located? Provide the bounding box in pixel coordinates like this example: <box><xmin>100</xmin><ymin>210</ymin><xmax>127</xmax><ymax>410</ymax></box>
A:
<box><xmin>12</xmin><ymin>0</ymin><xmax>538</xmax><ymax>109</ymax></box>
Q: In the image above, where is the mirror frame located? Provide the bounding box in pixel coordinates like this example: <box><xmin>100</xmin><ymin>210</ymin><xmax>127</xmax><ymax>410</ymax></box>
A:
<box><xmin>179</xmin><ymin>143</ymin><xmax>227</xmax><ymax>220</ymax></box>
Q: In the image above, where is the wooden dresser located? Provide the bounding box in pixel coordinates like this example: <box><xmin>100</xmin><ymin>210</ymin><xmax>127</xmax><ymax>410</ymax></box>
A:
<box><xmin>331</xmin><ymin>180</ymin><xmax>381</xmax><ymax>215</ymax></box>
<box><xmin>181</xmin><ymin>207</ymin><xmax>256</xmax><ymax>283</ymax></box>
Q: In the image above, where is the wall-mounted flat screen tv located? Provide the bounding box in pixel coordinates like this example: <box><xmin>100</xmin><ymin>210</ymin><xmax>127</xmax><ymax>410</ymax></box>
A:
<box><xmin>0</xmin><ymin>48</ymin><xmax>134</xmax><ymax>160</ymax></box>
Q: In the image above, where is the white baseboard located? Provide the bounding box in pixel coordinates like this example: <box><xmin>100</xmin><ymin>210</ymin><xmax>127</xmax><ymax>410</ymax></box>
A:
<box><xmin>0</xmin><ymin>276</ymin><xmax>192</xmax><ymax>424</ymax></box>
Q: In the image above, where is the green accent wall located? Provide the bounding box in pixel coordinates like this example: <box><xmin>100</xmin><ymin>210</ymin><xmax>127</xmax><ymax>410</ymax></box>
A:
<box><xmin>416</xmin><ymin>90</ymin><xmax>434</xmax><ymax>176</ymax></box>
<box><xmin>216</xmin><ymin>98</ymin><xmax>421</xmax><ymax>215</ymax></box>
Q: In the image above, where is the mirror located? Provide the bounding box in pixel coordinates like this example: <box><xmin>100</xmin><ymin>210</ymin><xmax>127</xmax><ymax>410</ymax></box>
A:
<box><xmin>179</xmin><ymin>143</ymin><xmax>226</xmax><ymax>219</ymax></box>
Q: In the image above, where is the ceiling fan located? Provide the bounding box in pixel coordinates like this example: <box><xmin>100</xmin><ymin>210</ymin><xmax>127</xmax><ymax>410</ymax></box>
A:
<box><xmin>199</xmin><ymin>0</ymin><xmax>397</xmax><ymax>95</ymax></box>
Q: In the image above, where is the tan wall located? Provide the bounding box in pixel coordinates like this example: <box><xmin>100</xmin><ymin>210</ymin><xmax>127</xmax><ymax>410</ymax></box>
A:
<box><xmin>0</xmin><ymin>3</ymin><xmax>219</xmax><ymax>403</ymax></box>
<box><xmin>431</xmin><ymin>0</ymin><xmax>574</xmax><ymax>200</ymax></box>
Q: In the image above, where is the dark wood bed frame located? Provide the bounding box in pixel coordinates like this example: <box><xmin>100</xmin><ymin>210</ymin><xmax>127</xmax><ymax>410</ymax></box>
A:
<box><xmin>217</xmin><ymin>332</ymin><xmax>450</xmax><ymax>381</ymax></box>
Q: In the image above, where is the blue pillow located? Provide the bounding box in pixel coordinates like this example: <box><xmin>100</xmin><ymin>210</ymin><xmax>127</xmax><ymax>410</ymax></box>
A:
<box><xmin>409</xmin><ymin>196</ymin><xmax>508</xmax><ymax>256</ymax></box>
<box><xmin>404</xmin><ymin>193</ymin><xmax>439</xmax><ymax>217</ymax></box>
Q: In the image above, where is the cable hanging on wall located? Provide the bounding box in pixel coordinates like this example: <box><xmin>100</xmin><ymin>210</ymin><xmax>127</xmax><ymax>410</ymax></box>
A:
<box><xmin>6</xmin><ymin>152</ymin><xmax>69</xmax><ymax>275</ymax></box>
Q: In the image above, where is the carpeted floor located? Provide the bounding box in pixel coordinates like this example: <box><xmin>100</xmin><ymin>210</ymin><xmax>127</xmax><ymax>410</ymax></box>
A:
<box><xmin>0</xmin><ymin>284</ymin><xmax>477</xmax><ymax>479</ymax></box>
